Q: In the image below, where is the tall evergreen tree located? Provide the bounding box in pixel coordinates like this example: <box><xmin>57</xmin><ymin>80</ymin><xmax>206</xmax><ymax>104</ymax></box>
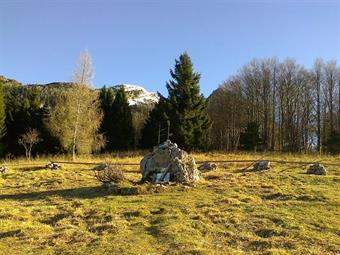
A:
<box><xmin>3</xmin><ymin>83</ymin><xmax>21</xmax><ymax>155</ymax></box>
<box><xmin>110</xmin><ymin>87</ymin><xmax>135</xmax><ymax>150</ymax></box>
<box><xmin>239</xmin><ymin>122</ymin><xmax>262</xmax><ymax>151</ymax></box>
<box><xmin>324</xmin><ymin>130</ymin><xmax>340</xmax><ymax>154</ymax></box>
<box><xmin>99</xmin><ymin>86</ymin><xmax>115</xmax><ymax>151</ymax></box>
<box><xmin>140</xmin><ymin>94</ymin><xmax>169</xmax><ymax>149</ymax></box>
<box><xmin>0</xmin><ymin>82</ymin><xmax>6</xmax><ymax>155</ymax></box>
<box><xmin>166</xmin><ymin>52</ymin><xmax>211</xmax><ymax>150</ymax></box>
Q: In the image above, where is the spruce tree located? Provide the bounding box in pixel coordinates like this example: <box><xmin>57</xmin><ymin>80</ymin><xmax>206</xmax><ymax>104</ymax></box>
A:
<box><xmin>324</xmin><ymin>130</ymin><xmax>340</xmax><ymax>154</ymax></box>
<box><xmin>140</xmin><ymin>94</ymin><xmax>169</xmax><ymax>149</ymax></box>
<box><xmin>110</xmin><ymin>87</ymin><xmax>135</xmax><ymax>150</ymax></box>
<box><xmin>99</xmin><ymin>86</ymin><xmax>115</xmax><ymax>151</ymax></box>
<box><xmin>239</xmin><ymin>122</ymin><xmax>262</xmax><ymax>151</ymax></box>
<box><xmin>166</xmin><ymin>52</ymin><xmax>211</xmax><ymax>150</ymax></box>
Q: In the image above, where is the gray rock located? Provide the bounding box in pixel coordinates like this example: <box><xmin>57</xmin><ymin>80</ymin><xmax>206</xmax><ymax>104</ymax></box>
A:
<box><xmin>307</xmin><ymin>163</ymin><xmax>326</xmax><ymax>175</ymax></box>
<box><xmin>0</xmin><ymin>166</ymin><xmax>8</xmax><ymax>174</ymax></box>
<box><xmin>140</xmin><ymin>140</ymin><xmax>200</xmax><ymax>183</ymax></box>
<box><xmin>93</xmin><ymin>163</ymin><xmax>109</xmax><ymax>171</ymax></box>
<box><xmin>198</xmin><ymin>162</ymin><xmax>217</xmax><ymax>172</ymax></box>
<box><xmin>253</xmin><ymin>160</ymin><xmax>270</xmax><ymax>171</ymax></box>
<box><xmin>45</xmin><ymin>162</ymin><xmax>61</xmax><ymax>170</ymax></box>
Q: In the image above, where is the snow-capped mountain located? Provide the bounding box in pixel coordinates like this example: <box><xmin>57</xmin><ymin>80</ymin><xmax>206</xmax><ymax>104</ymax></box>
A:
<box><xmin>112</xmin><ymin>84</ymin><xmax>159</xmax><ymax>106</ymax></box>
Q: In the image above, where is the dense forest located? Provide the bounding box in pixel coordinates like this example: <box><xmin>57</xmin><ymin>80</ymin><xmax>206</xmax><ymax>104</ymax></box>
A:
<box><xmin>0</xmin><ymin>53</ymin><xmax>339</xmax><ymax>158</ymax></box>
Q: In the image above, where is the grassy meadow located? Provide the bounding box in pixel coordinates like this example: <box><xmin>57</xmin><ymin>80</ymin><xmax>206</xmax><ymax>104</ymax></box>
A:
<box><xmin>0</xmin><ymin>152</ymin><xmax>339</xmax><ymax>255</ymax></box>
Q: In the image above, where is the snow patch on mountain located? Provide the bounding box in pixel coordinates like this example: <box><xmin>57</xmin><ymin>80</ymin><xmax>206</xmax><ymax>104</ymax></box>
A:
<box><xmin>112</xmin><ymin>84</ymin><xmax>159</xmax><ymax>106</ymax></box>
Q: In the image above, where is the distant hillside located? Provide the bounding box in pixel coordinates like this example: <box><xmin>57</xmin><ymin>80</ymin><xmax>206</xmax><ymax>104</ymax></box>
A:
<box><xmin>0</xmin><ymin>75</ymin><xmax>159</xmax><ymax>108</ymax></box>
<box><xmin>0</xmin><ymin>75</ymin><xmax>22</xmax><ymax>87</ymax></box>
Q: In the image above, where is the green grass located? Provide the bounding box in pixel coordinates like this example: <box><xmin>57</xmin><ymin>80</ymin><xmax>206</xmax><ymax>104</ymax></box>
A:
<box><xmin>0</xmin><ymin>153</ymin><xmax>339</xmax><ymax>255</ymax></box>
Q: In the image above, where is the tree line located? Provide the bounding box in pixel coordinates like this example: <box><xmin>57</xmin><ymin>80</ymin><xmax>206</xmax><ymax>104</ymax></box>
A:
<box><xmin>0</xmin><ymin>53</ymin><xmax>339</xmax><ymax>159</ymax></box>
<box><xmin>208</xmin><ymin>58</ymin><xmax>340</xmax><ymax>153</ymax></box>
<box><xmin>0</xmin><ymin>51</ymin><xmax>210</xmax><ymax>159</ymax></box>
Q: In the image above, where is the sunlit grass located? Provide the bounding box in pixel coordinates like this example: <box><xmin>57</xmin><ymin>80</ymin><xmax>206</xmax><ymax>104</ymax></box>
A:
<box><xmin>0</xmin><ymin>152</ymin><xmax>339</xmax><ymax>254</ymax></box>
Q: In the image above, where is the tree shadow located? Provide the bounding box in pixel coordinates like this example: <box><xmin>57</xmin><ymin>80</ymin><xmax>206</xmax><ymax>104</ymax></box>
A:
<box><xmin>0</xmin><ymin>186</ymin><xmax>113</xmax><ymax>201</ymax></box>
<box><xmin>233</xmin><ymin>168</ymin><xmax>266</xmax><ymax>173</ymax></box>
<box><xmin>19</xmin><ymin>166</ymin><xmax>47</xmax><ymax>172</ymax></box>
<box><xmin>0</xmin><ymin>229</ymin><xmax>23</xmax><ymax>239</ymax></box>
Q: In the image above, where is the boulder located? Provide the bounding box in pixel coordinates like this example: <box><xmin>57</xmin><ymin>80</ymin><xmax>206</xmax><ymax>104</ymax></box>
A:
<box><xmin>253</xmin><ymin>160</ymin><xmax>270</xmax><ymax>171</ymax></box>
<box><xmin>198</xmin><ymin>162</ymin><xmax>217</xmax><ymax>172</ymax></box>
<box><xmin>140</xmin><ymin>140</ymin><xmax>199</xmax><ymax>183</ymax></box>
<box><xmin>307</xmin><ymin>163</ymin><xmax>326</xmax><ymax>175</ymax></box>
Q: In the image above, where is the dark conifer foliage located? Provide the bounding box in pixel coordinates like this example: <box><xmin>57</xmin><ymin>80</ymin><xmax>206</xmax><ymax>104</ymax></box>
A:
<box><xmin>239</xmin><ymin>122</ymin><xmax>263</xmax><ymax>151</ymax></box>
<box><xmin>3</xmin><ymin>85</ymin><xmax>60</xmax><ymax>156</ymax></box>
<box><xmin>139</xmin><ymin>93</ymin><xmax>169</xmax><ymax>149</ymax></box>
<box><xmin>109</xmin><ymin>87</ymin><xmax>135</xmax><ymax>150</ymax></box>
<box><xmin>166</xmin><ymin>52</ymin><xmax>211</xmax><ymax>150</ymax></box>
<box><xmin>99</xmin><ymin>86</ymin><xmax>116</xmax><ymax>151</ymax></box>
<box><xmin>324</xmin><ymin>131</ymin><xmax>340</xmax><ymax>154</ymax></box>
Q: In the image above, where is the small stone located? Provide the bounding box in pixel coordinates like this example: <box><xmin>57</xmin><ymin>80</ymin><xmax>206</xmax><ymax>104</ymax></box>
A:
<box><xmin>93</xmin><ymin>164</ymin><xmax>109</xmax><ymax>171</ymax></box>
<box><xmin>307</xmin><ymin>163</ymin><xmax>326</xmax><ymax>175</ymax></box>
<box><xmin>253</xmin><ymin>160</ymin><xmax>270</xmax><ymax>171</ymax></box>
<box><xmin>0</xmin><ymin>166</ymin><xmax>8</xmax><ymax>174</ymax></box>
<box><xmin>198</xmin><ymin>162</ymin><xmax>217</xmax><ymax>172</ymax></box>
<box><xmin>45</xmin><ymin>162</ymin><xmax>61</xmax><ymax>170</ymax></box>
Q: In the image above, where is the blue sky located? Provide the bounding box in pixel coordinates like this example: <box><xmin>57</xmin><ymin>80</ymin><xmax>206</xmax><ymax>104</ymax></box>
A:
<box><xmin>0</xmin><ymin>0</ymin><xmax>339</xmax><ymax>96</ymax></box>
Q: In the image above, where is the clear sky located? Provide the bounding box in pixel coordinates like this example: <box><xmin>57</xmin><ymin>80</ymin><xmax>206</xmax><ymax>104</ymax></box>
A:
<box><xmin>0</xmin><ymin>0</ymin><xmax>339</xmax><ymax>96</ymax></box>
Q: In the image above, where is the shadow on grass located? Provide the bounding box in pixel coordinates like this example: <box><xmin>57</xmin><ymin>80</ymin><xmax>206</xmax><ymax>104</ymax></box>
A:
<box><xmin>0</xmin><ymin>186</ymin><xmax>114</xmax><ymax>200</ymax></box>
<box><xmin>0</xmin><ymin>229</ymin><xmax>23</xmax><ymax>239</ymax></box>
<box><xmin>19</xmin><ymin>166</ymin><xmax>47</xmax><ymax>172</ymax></box>
<box><xmin>0</xmin><ymin>183</ymin><xmax>154</xmax><ymax>200</ymax></box>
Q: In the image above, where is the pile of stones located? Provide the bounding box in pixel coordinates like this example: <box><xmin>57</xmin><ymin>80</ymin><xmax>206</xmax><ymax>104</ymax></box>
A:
<box><xmin>45</xmin><ymin>162</ymin><xmax>61</xmax><ymax>170</ymax></box>
<box><xmin>140</xmin><ymin>140</ymin><xmax>200</xmax><ymax>184</ymax></box>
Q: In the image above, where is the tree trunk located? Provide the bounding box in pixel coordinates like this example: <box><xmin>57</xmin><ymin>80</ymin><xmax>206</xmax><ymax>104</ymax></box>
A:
<box><xmin>28</xmin><ymin>147</ymin><xmax>32</xmax><ymax>161</ymax></box>
<box><xmin>316</xmin><ymin>73</ymin><xmax>321</xmax><ymax>152</ymax></box>
<box><xmin>72</xmin><ymin>98</ymin><xmax>81</xmax><ymax>161</ymax></box>
<box><xmin>338</xmin><ymin>80</ymin><xmax>340</xmax><ymax>132</ymax></box>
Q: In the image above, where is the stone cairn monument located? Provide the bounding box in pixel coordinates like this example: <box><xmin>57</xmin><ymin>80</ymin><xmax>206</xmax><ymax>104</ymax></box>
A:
<box><xmin>140</xmin><ymin>140</ymin><xmax>200</xmax><ymax>183</ymax></box>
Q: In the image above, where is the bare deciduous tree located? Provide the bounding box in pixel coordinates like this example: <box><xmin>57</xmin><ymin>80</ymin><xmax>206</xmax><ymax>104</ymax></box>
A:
<box><xmin>18</xmin><ymin>129</ymin><xmax>41</xmax><ymax>160</ymax></box>
<box><xmin>208</xmin><ymin>58</ymin><xmax>340</xmax><ymax>153</ymax></box>
<box><xmin>313</xmin><ymin>59</ymin><xmax>324</xmax><ymax>153</ymax></box>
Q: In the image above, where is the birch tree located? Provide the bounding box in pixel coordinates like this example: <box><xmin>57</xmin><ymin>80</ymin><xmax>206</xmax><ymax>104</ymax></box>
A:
<box><xmin>48</xmin><ymin>50</ymin><xmax>103</xmax><ymax>159</ymax></box>
<box><xmin>312</xmin><ymin>59</ymin><xmax>324</xmax><ymax>152</ymax></box>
